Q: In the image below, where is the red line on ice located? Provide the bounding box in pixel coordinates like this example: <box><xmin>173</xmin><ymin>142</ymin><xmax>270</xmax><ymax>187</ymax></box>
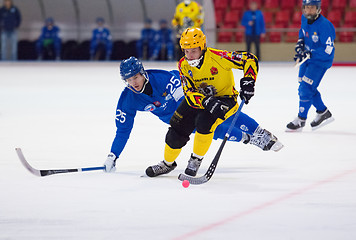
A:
<box><xmin>173</xmin><ymin>167</ymin><xmax>356</xmax><ymax>240</ymax></box>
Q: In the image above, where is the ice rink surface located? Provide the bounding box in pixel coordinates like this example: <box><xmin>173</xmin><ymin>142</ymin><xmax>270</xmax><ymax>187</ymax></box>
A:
<box><xmin>1</xmin><ymin>61</ymin><xmax>356</xmax><ymax>240</ymax></box>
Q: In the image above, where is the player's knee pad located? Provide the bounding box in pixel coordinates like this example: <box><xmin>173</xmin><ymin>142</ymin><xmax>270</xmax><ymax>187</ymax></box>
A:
<box><xmin>298</xmin><ymin>81</ymin><xmax>315</xmax><ymax>100</ymax></box>
<box><xmin>165</xmin><ymin>127</ymin><xmax>190</xmax><ymax>149</ymax></box>
<box><xmin>196</xmin><ymin>119</ymin><xmax>215</xmax><ymax>134</ymax></box>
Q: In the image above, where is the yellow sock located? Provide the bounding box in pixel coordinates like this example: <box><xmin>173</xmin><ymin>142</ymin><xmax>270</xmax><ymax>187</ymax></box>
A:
<box><xmin>193</xmin><ymin>132</ymin><xmax>214</xmax><ymax>157</ymax></box>
<box><xmin>164</xmin><ymin>144</ymin><xmax>181</xmax><ymax>164</ymax></box>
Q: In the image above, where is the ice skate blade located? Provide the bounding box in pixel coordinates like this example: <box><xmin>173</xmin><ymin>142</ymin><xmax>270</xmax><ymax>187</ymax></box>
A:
<box><xmin>271</xmin><ymin>141</ymin><xmax>284</xmax><ymax>152</ymax></box>
<box><xmin>285</xmin><ymin>127</ymin><xmax>303</xmax><ymax>133</ymax></box>
<box><xmin>311</xmin><ymin>117</ymin><xmax>335</xmax><ymax>131</ymax></box>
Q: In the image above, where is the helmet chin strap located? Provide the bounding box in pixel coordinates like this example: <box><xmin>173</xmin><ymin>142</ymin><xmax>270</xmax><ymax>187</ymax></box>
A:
<box><xmin>186</xmin><ymin>55</ymin><xmax>203</xmax><ymax>67</ymax></box>
<box><xmin>126</xmin><ymin>75</ymin><xmax>149</xmax><ymax>94</ymax></box>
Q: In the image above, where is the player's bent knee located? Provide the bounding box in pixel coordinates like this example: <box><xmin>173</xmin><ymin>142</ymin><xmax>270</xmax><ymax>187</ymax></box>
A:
<box><xmin>165</xmin><ymin>127</ymin><xmax>190</xmax><ymax>149</ymax></box>
<box><xmin>298</xmin><ymin>85</ymin><xmax>314</xmax><ymax>100</ymax></box>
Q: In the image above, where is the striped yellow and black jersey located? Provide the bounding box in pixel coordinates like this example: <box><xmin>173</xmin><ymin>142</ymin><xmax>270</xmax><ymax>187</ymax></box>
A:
<box><xmin>172</xmin><ymin>1</ymin><xmax>204</xmax><ymax>29</ymax></box>
<box><xmin>178</xmin><ymin>47</ymin><xmax>259</xmax><ymax>109</ymax></box>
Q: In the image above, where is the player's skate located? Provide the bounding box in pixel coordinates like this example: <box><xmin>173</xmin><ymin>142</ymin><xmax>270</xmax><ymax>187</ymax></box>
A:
<box><xmin>311</xmin><ymin>109</ymin><xmax>334</xmax><ymax>130</ymax></box>
<box><xmin>185</xmin><ymin>154</ymin><xmax>203</xmax><ymax>176</ymax></box>
<box><xmin>146</xmin><ymin>161</ymin><xmax>177</xmax><ymax>177</ymax></box>
<box><xmin>286</xmin><ymin>116</ymin><xmax>306</xmax><ymax>132</ymax></box>
<box><xmin>244</xmin><ymin>127</ymin><xmax>284</xmax><ymax>152</ymax></box>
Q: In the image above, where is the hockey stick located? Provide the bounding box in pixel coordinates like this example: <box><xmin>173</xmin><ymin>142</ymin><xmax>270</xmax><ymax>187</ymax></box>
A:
<box><xmin>294</xmin><ymin>55</ymin><xmax>310</xmax><ymax>68</ymax></box>
<box><xmin>15</xmin><ymin>148</ymin><xmax>105</xmax><ymax>177</ymax></box>
<box><xmin>178</xmin><ymin>99</ymin><xmax>245</xmax><ymax>185</ymax></box>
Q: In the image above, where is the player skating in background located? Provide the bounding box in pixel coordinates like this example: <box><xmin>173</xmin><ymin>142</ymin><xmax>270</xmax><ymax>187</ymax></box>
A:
<box><xmin>104</xmin><ymin>56</ymin><xmax>283</xmax><ymax>173</ymax></box>
<box><xmin>286</xmin><ymin>0</ymin><xmax>335</xmax><ymax>131</ymax></box>
<box><xmin>145</xmin><ymin>28</ymin><xmax>283</xmax><ymax>178</ymax></box>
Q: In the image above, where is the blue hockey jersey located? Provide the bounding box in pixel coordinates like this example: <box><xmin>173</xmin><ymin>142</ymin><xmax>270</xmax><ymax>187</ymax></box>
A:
<box><xmin>110</xmin><ymin>69</ymin><xmax>183</xmax><ymax>158</ymax></box>
<box><xmin>299</xmin><ymin>14</ymin><xmax>335</xmax><ymax>68</ymax></box>
<box><xmin>90</xmin><ymin>27</ymin><xmax>112</xmax><ymax>57</ymax></box>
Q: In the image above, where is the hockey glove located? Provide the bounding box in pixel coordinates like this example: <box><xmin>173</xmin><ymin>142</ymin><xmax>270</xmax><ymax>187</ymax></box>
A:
<box><xmin>295</xmin><ymin>38</ymin><xmax>305</xmax><ymax>54</ymax></box>
<box><xmin>294</xmin><ymin>50</ymin><xmax>311</xmax><ymax>63</ymax></box>
<box><xmin>104</xmin><ymin>152</ymin><xmax>117</xmax><ymax>173</ymax></box>
<box><xmin>202</xmin><ymin>96</ymin><xmax>229</xmax><ymax>120</ymax></box>
<box><xmin>239</xmin><ymin>77</ymin><xmax>255</xmax><ymax>104</ymax></box>
<box><xmin>198</xmin><ymin>82</ymin><xmax>217</xmax><ymax>97</ymax></box>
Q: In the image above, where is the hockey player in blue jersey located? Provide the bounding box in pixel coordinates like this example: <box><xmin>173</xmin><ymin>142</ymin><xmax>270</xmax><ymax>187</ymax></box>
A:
<box><xmin>103</xmin><ymin>57</ymin><xmax>283</xmax><ymax>172</ymax></box>
<box><xmin>90</xmin><ymin>17</ymin><xmax>112</xmax><ymax>61</ymax></box>
<box><xmin>36</xmin><ymin>17</ymin><xmax>61</xmax><ymax>60</ymax></box>
<box><xmin>150</xmin><ymin>19</ymin><xmax>175</xmax><ymax>61</ymax></box>
<box><xmin>136</xmin><ymin>19</ymin><xmax>156</xmax><ymax>60</ymax></box>
<box><xmin>287</xmin><ymin>0</ymin><xmax>335</xmax><ymax>131</ymax></box>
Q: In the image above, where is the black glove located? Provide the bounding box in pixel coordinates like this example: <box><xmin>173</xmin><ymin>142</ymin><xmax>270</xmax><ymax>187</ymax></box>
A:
<box><xmin>202</xmin><ymin>96</ymin><xmax>229</xmax><ymax>120</ymax></box>
<box><xmin>294</xmin><ymin>50</ymin><xmax>311</xmax><ymax>63</ymax></box>
<box><xmin>295</xmin><ymin>38</ymin><xmax>305</xmax><ymax>54</ymax></box>
<box><xmin>239</xmin><ymin>77</ymin><xmax>255</xmax><ymax>104</ymax></box>
<box><xmin>198</xmin><ymin>82</ymin><xmax>217</xmax><ymax>97</ymax></box>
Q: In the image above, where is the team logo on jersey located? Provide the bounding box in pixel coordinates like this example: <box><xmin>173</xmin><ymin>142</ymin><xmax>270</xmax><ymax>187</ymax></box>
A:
<box><xmin>153</xmin><ymin>101</ymin><xmax>161</xmax><ymax>107</ymax></box>
<box><xmin>188</xmin><ymin>70</ymin><xmax>193</xmax><ymax>78</ymax></box>
<box><xmin>312</xmin><ymin>32</ymin><xmax>319</xmax><ymax>43</ymax></box>
<box><xmin>210</xmin><ymin>67</ymin><xmax>218</xmax><ymax>75</ymax></box>
<box><xmin>232</xmin><ymin>51</ymin><xmax>242</xmax><ymax>60</ymax></box>
<box><xmin>144</xmin><ymin>104</ymin><xmax>156</xmax><ymax>112</ymax></box>
<box><xmin>162</xmin><ymin>92</ymin><xmax>168</xmax><ymax>97</ymax></box>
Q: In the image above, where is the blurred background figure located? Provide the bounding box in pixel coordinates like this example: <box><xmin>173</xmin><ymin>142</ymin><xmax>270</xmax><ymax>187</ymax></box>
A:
<box><xmin>0</xmin><ymin>0</ymin><xmax>21</xmax><ymax>60</ymax></box>
<box><xmin>136</xmin><ymin>18</ymin><xmax>156</xmax><ymax>60</ymax></box>
<box><xmin>150</xmin><ymin>19</ymin><xmax>174</xmax><ymax>61</ymax></box>
<box><xmin>36</xmin><ymin>17</ymin><xmax>61</xmax><ymax>60</ymax></box>
<box><xmin>90</xmin><ymin>17</ymin><xmax>112</xmax><ymax>61</ymax></box>
<box><xmin>172</xmin><ymin>0</ymin><xmax>204</xmax><ymax>60</ymax></box>
<box><xmin>241</xmin><ymin>1</ymin><xmax>266</xmax><ymax>60</ymax></box>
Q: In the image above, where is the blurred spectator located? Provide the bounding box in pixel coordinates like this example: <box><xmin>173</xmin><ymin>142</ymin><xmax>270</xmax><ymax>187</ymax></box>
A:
<box><xmin>172</xmin><ymin>0</ymin><xmax>204</xmax><ymax>60</ymax></box>
<box><xmin>0</xmin><ymin>0</ymin><xmax>21</xmax><ymax>60</ymax></box>
<box><xmin>151</xmin><ymin>19</ymin><xmax>174</xmax><ymax>61</ymax></box>
<box><xmin>136</xmin><ymin>18</ymin><xmax>156</xmax><ymax>60</ymax></box>
<box><xmin>36</xmin><ymin>17</ymin><xmax>61</xmax><ymax>60</ymax></box>
<box><xmin>241</xmin><ymin>1</ymin><xmax>266</xmax><ymax>60</ymax></box>
<box><xmin>90</xmin><ymin>17</ymin><xmax>112</xmax><ymax>61</ymax></box>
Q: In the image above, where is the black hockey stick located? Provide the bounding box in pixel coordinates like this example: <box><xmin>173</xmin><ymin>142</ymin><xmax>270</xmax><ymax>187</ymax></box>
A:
<box><xmin>178</xmin><ymin>99</ymin><xmax>245</xmax><ymax>185</ymax></box>
<box><xmin>15</xmin><ymin>148</ymin><xmax>105</xmax><ymax>177</ymax></box>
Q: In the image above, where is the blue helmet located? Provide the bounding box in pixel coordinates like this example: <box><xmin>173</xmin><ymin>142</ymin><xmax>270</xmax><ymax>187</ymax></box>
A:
<box><xmin>96</xmin><ymin>17</ymin><xmax>105</xmax><ymax>24</ymax></box>
<box><xmin>45</xmin><ymin>17</ymin><xmax>54</xmax><ymax>25</ymax></box>
<box><xmin>302</xmin><ymin>0</ymin><xmax>321</xmax><ymax>8</ymax></box>
<box><xmin>119</xmin><ymin>57</ymin><xmax>148</xmax><ymax>93</ymax></box>
<box><xmin>302</xmin><ymin>0</ymin><xmax>321</xmax><ymax>20</ymax></box>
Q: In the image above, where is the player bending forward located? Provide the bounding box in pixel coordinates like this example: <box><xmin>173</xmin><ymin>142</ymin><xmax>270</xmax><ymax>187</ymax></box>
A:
<box><xmin>104</xmin><ymin>56</ymin><xmax>283</xmax><ymax>173</ymax></box>
<box><xmin>145</xmin><ymin>28</ymin><xmax>283</xmax><ymax>178</ymax></box>
<box><xmin>286</xmin><ymin>0</ymin><xmax>335</xmax><ymax>131</ymax></box>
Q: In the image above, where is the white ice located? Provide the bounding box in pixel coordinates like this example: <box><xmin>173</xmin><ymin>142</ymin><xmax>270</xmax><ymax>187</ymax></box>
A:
<box><xmin>1</xmin><ymin>61</ymin><xmax>356</xmax><ymax>240</ymax></box>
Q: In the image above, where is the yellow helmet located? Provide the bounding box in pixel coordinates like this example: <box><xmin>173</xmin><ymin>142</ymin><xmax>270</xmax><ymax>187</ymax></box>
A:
<box><xmin>180</xmin><ymin>28</ymin><xmax>206</xmax><ymax>51</ymax></box>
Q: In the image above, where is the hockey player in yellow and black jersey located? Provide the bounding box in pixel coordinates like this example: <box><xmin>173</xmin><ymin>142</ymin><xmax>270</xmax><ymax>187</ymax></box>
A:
<box><xmin>145</xmin><ymin>28</ymin><xmax>283</xmax><ymax>178</ymax></box>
